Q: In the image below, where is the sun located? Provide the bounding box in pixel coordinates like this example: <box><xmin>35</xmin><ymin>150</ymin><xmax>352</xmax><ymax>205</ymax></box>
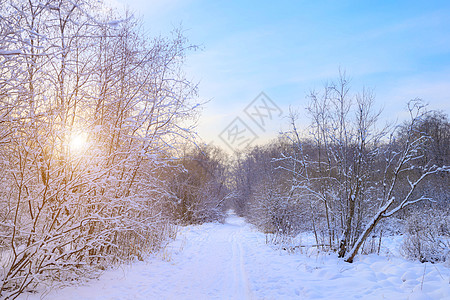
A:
<box><xmin>69</xmin><ymin>132</ymin><xmax>88</xmax><ymax>153</ymax></box>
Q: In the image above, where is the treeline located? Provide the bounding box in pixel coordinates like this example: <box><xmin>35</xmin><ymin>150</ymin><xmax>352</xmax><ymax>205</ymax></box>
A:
<box><xmin>0</xmin><ymin>0</ymin><xmax>227</xmax><ymax>298</ymax></box>
<box><xmin>168</xmin><ymin>145</ymin><xmax>230</xmax><ymax>225</ymax></box>
<box><xmin>232</xmin><ymin>75</ymin><xmax>449</xmax><ymax>264</ymax></box>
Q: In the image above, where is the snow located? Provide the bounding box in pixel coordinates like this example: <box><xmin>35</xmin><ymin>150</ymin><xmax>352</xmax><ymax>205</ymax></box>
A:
<box><xmin>0</xmin><ymin>50</ymin><xmax>22</xmax><ymax>55</ymax></box>
<box><xmin>18</xmin><ymin>212</ymin><xmax>450</xmax><ymax>300</ymax></box>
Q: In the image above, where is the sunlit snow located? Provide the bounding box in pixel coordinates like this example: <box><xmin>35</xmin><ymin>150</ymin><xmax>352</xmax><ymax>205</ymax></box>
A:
<box><xmin>19</xmin><ymin>212</ymin><xmax>450</xmax><ymax>300</ymax></box>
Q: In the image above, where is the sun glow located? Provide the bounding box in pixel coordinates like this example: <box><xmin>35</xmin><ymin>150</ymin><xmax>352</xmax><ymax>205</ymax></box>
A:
<box><xmin>69</xmin><ymin>132</ymin><xmax>88</xmax><ymax>153</ymax></box>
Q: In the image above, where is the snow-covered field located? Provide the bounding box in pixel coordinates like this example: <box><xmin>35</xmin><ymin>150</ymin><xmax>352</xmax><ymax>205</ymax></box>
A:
<box><xmin>19</xmin><ymin>213</ymin><xmax>450</xmax><ymax>300</ymax></box>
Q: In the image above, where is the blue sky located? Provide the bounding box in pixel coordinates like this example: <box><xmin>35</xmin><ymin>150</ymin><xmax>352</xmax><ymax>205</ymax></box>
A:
<box><xmin>112</xmin><ymin>0</ymin><xmax>450</xmax><ymax>150</ymax></box>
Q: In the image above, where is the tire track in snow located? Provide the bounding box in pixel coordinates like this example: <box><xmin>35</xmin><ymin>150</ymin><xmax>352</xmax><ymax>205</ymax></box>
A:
<box><xmin>231</xmin><ymin>227</ymin><xmax>254</xmax><ymax>300</ymax></box>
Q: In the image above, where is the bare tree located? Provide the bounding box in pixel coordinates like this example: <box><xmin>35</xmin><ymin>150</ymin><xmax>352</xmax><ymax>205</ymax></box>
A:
<box><xmin>169</xmin><ymin>145</ymin><xmax>230</xmax><ymax>225</ymax></box>
<box><xmin>282</xmin><ymin>73</ymin><xmax>449</xmax><ymax>262</ymax></box>
<box><xmin>344</xmin><ymin>100</ymin><xmax>449</xmax><ymax>262</ymax></box>
<box><xmin>0</xmin><ymin>0</ymin><xmax>199</xmax><ymax>298</ymax></box>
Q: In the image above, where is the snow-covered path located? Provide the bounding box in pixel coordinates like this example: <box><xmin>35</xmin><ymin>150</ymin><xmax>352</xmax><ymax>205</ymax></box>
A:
<box><xmin>143</xmin><ymin>214</ymin><xmax>255</xmax><ymax>299</ymax></box>
<box><xmin>20</xmin><ymin>213</ymin><xmax>450</xmax><ymax>300</ymax></box>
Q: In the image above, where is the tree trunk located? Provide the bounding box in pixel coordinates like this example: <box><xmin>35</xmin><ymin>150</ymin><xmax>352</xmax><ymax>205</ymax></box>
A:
<box><xmin>338</xmin><ymin>193</ymin><xmax>356</xmax><ymax>258</ymax></box>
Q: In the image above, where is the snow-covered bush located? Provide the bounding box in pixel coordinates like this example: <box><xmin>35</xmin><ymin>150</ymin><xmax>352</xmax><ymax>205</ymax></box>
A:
<box><xmin>0</xmin><ymin>0</ymin><xmax>199</xmax><ymax>298</ymax></box>
<box><xmin>402</xmin><ymin>210</ymin><xmax>450</xmax><ymax>263</ymax></box>
<box><xmin>247</xmin><ymin>185</ymin><xmax>300</xmax><ymax>235</ymax></box>
<box><xmin>233</xmin><ymin>142</ymin><xmax>306</xmax><ymax>236</ymax></box>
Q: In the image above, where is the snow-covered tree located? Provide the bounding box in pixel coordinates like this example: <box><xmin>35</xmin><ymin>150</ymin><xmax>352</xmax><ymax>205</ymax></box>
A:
<box><xmin>0</xmin><ymin>0</ymin><xmax>199</xmax><ymax>298</ymax></box>
<box><xmin>168</xmin><ymin>145</ymin><xmax>230</xmax><ymax>225</ymax></box>
<box><xmin>344</xmin><ymin>100</ymin><xmax>449</xmax><ymax>262</ymax></box>
<box><xmin>284</xmin><ymin>74</ymin><xmax>449</xmax><ymax>262</ymax></box>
